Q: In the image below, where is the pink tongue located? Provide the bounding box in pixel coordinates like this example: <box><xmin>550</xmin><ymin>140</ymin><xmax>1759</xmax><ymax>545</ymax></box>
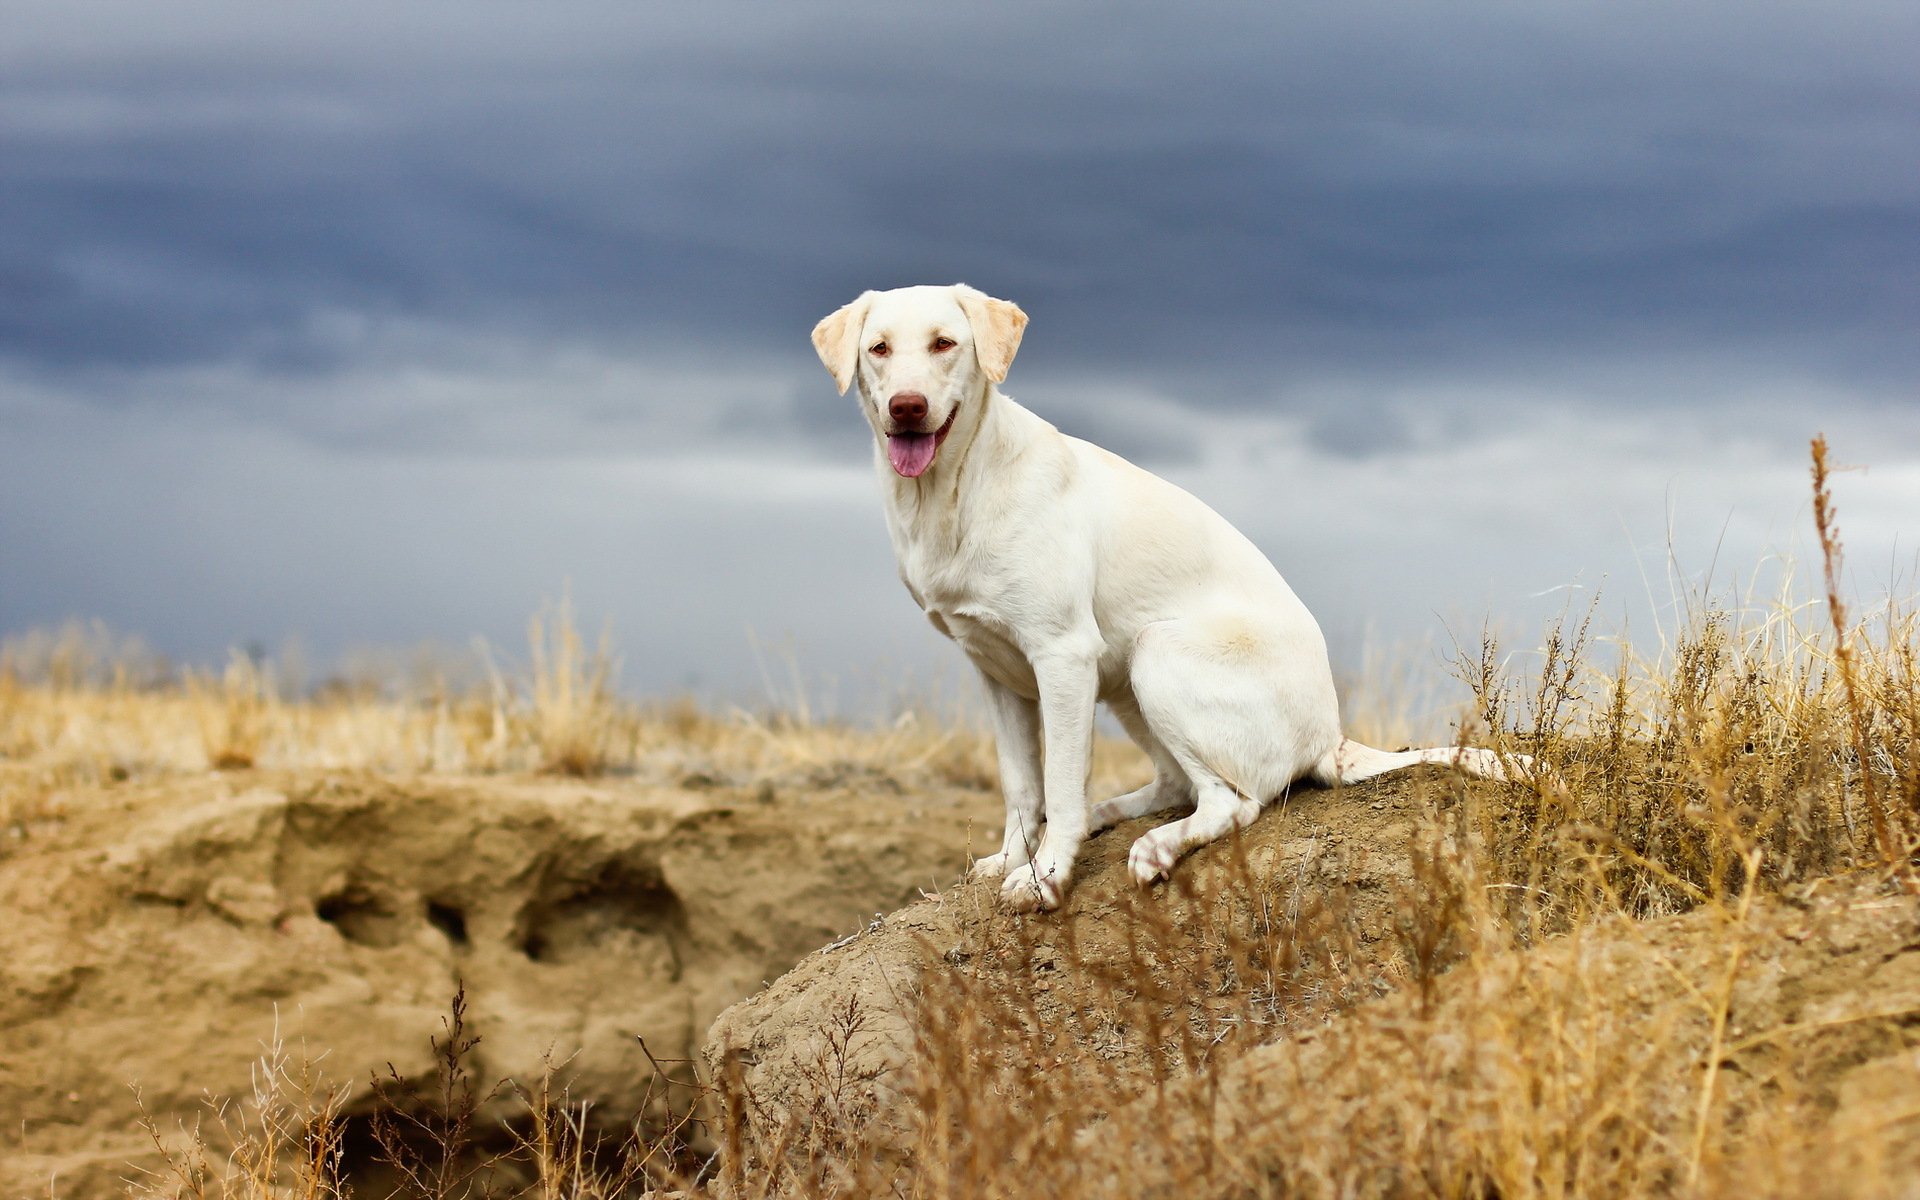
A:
<box><xmin>887</xmin><ymin>433</ymin><xmax>938</xmax><ymax>478</ymax></box>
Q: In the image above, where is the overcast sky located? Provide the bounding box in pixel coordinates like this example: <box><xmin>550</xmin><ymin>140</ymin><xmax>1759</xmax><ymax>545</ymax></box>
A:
<box><xmin>2</xmin><ymin>1</ymin><xmax>1916</xmax><ymax>713</ymax></box>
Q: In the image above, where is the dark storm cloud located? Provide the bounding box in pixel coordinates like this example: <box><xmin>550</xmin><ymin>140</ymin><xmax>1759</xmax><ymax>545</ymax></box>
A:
<box><xmin>2</xmin><ymin>0</ymin><xmax>1914</xmax><ymax>413</ymax></box>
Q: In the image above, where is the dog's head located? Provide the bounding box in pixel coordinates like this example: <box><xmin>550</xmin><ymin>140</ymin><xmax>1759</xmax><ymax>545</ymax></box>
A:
<box><xmin>811</xmin><ymin>284</ymin><xmax>1027</xmax><ymax>479</ymax></box>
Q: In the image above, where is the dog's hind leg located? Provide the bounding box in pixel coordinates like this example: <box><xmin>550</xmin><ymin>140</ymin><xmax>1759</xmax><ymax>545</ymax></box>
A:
<box><xmin>1126</xmin><ymin>769</ymin><xmax>1260</xmax><ymax>885</ymax></box>
<box><xmin>1119</xmin><ymin>614</ymin><xmax>1341</xmax><ymax>882</ymax></box>
<box><xmin>1089</xmin><ymin>694</ymin><xmax>1194</xmax><ymax>834</ymax></box>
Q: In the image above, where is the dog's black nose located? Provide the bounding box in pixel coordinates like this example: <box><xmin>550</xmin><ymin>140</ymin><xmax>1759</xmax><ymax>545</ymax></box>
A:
<box><xmin>889</xmin><ymin>392</ymin><xmax>929</xmax><ymax>424</ymax></box>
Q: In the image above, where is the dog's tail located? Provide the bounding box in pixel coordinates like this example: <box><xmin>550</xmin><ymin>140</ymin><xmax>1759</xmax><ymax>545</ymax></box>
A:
<box><xmin>1312</xmin><ymin>738</ymin><xmax>1540</xmax><ymax>787</ymax></box>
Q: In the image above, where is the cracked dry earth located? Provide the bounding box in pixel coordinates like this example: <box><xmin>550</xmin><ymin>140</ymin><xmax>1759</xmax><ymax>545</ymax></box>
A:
<box><xmin>0</xmin><ymin>770</ymin><xmax>999</xmax><ymax>1197</ymax></box>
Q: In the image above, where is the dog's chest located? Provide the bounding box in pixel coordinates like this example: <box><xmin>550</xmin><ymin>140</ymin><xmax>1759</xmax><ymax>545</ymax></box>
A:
<box><xmin>933</xmin><ymin>608</ymin><xmax>1034</xmax><ymax>694</ymax></box>
<box><xmin>896</xmin><ymin>539</ymin><xmax>1041</xmax><ymax>695</ymax></box>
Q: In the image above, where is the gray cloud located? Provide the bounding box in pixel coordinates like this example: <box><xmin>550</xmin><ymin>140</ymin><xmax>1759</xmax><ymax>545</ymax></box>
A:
<box><xmin>3</xmin><ymin>1</ymin><xmax>1913</xmax><ymax>390</ymax></box>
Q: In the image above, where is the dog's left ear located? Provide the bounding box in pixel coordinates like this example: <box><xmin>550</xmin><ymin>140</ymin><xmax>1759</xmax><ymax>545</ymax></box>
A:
<box><xmin>811</xmin><ymin>291</ymin><xmax>877</xmax><ymax>396</ymax></box>
<box><xmin>953</xmin><ymin>284</ymin><xmax>1028</xmax><ymax>385</ymax></box>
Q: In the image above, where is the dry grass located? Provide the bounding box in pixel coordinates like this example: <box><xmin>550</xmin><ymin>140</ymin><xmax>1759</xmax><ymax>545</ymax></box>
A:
<box><xmin>0</xmin><ymin>603</ymin><xmax>1039</xmax><ymax>814</ymax></box>
<box><xmin>188</xmin><ymin>651</ymin><xmax>276</xmax><ymax>771</ymax></box>
<box><xmin>129</xmin><ymin>989</ymin><xmax>699</xmax><ymax>1200</ymax></box>
<box><xmin>524</xmin><ymin>591</ymin><xmax>623</xmax><ymax>777</ymax></box>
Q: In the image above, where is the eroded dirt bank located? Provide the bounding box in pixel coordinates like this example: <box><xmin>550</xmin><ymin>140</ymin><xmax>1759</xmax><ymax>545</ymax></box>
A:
<box><xmin>0</xmin><ymin>770</ymin><xmax>998</xmax><ymax>1196</ymax></box>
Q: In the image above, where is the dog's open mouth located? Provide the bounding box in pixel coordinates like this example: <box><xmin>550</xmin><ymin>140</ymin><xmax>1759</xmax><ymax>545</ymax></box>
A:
<box><xmin>886</xmin><ymin>407</ymin><xmax>957</xmax><ymax>478</ymax></box>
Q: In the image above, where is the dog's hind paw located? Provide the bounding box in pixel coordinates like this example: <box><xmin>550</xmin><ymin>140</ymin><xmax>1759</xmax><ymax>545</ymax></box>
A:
<box><xmin>1128</xmin><ymin>832</ymin><xmax>1180</xmax><ymax>886</ymax></box>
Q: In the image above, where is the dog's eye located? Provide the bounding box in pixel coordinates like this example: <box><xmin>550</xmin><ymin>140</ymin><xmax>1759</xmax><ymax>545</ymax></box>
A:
<box><xmin>869</xmin><ymin>341</ymin><xmax>890</xmax><ymax>358</ymax></box>
<box><xmin>931</xmin><ymin>336</ymin><xmax>957</xmax><ymax>352</ymax></box>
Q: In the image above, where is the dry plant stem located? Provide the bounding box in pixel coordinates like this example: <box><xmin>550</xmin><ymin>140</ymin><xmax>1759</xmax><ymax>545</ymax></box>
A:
<box><xmin>133</xmin><ymin>1089</ymin><xmax>211</xmax><ymax>1200</ymax></box>
<box><xmin>129</xmin><ymin>1019</ymin><xmax>351</xmax><ymax>1200</ymax></box>
<box><xmin>1811</xmin><ymin>435</ymin><xmax>1912</xmax><ymax>886</ymax></box>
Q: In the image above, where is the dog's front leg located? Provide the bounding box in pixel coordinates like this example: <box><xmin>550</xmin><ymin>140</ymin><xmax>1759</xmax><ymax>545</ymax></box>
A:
<box><xmin>970</xmin><ymin>673</ymin><xmax>1043</xmax><ymax>880</ymax></box>
<box><xmin>1001</xmin><ymin>640</ymin><xmax>1098</xmax><ymax>912</ymax></box>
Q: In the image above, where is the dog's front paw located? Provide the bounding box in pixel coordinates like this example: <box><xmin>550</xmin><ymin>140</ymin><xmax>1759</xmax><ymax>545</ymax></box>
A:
<box><xmin>999</xmin><ymin>862</ymin><xmax>1063</xmax><ymax>912</ymax></box>
<box><xmin>970</xmin><ymin>851</ymin><xmax>1012</xmax><ymax>879</ymax></box>
<box><xmin>1128</xmin><ymin>831</ymin><xmax>1180</xmax><ymax>886</ymax></box>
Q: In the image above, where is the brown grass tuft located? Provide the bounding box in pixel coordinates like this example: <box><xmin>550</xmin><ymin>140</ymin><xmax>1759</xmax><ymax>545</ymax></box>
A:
<box><xmin>189</xmin><ymin>651</ymin><xmax>275</xmax><ymax>771</ymax></box>
<box><xmin>129</xmin><ymin>990</ymin><xmax>702</xmax><ymax>1200</ymax></box>
<box><xmin>525</xmin><ymin>589</ymin><xmax>626</xmax><ymax>777</ymax></box>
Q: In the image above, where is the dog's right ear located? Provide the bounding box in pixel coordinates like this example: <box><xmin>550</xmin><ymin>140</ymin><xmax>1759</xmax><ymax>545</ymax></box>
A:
<box><xmin>810</xmin><ymin>292</ymin><xmax>877</xmax><ymax>396</ymax></box>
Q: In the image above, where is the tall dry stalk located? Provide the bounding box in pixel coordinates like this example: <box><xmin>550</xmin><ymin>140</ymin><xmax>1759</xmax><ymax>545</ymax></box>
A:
<box><xmin>1810</xmin><ymin>435</ymin><xmax>1910</xmax><ymax>885</ymax></box>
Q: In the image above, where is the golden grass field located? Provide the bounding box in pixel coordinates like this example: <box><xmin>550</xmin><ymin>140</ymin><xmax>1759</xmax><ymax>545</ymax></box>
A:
<box><xmin>3</xmin><ymin>440</ymin><xmax>1917</xmax><ymax>1198</ymax></box>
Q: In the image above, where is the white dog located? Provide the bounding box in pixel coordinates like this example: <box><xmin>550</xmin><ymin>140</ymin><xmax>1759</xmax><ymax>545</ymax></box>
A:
<box><xmin>812</xmin><ymin>284</ymin><xmax>1523</xmax><ymax>912</ymax></box>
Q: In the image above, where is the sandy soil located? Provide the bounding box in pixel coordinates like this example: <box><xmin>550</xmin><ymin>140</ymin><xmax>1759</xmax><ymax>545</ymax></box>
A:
<box><xmin>0</xmin><ymin>768</ymin><xmax>999</xmax><ymax>1197</ymax></box>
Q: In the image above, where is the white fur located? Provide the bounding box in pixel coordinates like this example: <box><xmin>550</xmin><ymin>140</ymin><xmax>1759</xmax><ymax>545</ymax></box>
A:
<box><xmin>811</xmin><ymin>284</ymin><xmax>1530</xmax><ymax>912</ymax></box>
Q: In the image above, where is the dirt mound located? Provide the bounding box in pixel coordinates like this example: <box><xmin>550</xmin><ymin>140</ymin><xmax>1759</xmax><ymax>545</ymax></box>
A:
<box><xmin>0</xmin><ymin>770</ymin><xmax>997</xmax><ymax>1197</ymax></box>
<box><xmin>702</xmin><ymin>767</ymin><xmax>1451</xmax><ymax>1166</ymax></box>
